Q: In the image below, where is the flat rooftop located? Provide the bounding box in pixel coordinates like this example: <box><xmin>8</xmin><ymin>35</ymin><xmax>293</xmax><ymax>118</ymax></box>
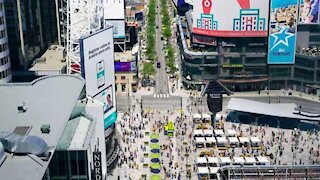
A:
<box><xmin>115</xmin><ymin>50</ymin><xmax>134</xmax><ymax>62</ymax></box>
<box><xmin>0</xmin><ymin>75</ymin><xmax>85</xmax><ymax>180</ymax></box>
<box><xmin>227</xmin><ymin>98</ymin><xmax>320</xmax><ymax>121</ymax></box>
<box><xmin>29</xmin><ymin>45</ymin><xmax>66</xmax><ymax>74</ymax></box>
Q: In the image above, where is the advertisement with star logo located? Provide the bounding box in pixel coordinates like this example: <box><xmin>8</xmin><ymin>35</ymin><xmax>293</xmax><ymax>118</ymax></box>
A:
<box><xmin>192</xmin><ymin>0</ymin><xmax>270</xmax><ymax>37</ymax></box>
<box><xmin>268</xmin><ymin>0</ymin><xmax>299</xmax><ymax>64</ymax></box>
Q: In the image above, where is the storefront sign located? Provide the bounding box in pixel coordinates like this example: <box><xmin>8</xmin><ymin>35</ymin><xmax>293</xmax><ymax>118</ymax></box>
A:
<box><xmin>93</xmin><ymin>151</ymin><xmax>102</xmax><ymax>180</ymax></box>
<box><xmin>221</xmin><ymin>41</ymin><xmax>236</xmax><ymax>47</ymax></box>
<box><xmin>233</xmin><ymin>71</ymin><xmax>253</xmax><ymax>78</ymax></box>
<box><xmin>222</xmin><ymin>64</ymin><xmax>243</xmax><ymax>68</ymax></box>
<box><xmin>224</xmin><ymin>53</ymin><xmax>241</xmax><ymax>58</ymax></box>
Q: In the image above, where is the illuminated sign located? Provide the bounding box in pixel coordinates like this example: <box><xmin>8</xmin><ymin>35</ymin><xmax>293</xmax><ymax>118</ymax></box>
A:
<box><xmin>222</xmin><ymin>64</ymin><xmax>243</xmax><ymax>68</ymax></box>
<box><xmin>268</xmin><ymin>0</ymin><xmax>298</xmax><ymax>64</ymax></box>
<box><xmin>193</xmin><ymin>0</ymin><xmax>270</xmax><ymax>37</ymax></box>
<box><xmin>233</xmin><ymin>71</ymin><xmax>253</xmax><ymax>78</ymax></box>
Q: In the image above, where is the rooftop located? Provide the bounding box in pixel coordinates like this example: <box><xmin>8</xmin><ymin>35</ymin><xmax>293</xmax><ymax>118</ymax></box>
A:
<box><xmin>227</xmin><ymin>98</ymin><xmax>320</xmax><ymax>121</ymax></box>
<box><xmin>0</xmin><ymin>75</ymin><xmax>85</xmax><ymax>180</ymax></box>
<box><xmin>29</xmin><ymin>45</ymin><xmax>66</xmax><ymax>75</ymax></box>
<box><xmin>115</xmin><ymin>50</ymin><xmax>134</xmax><ymax>62</ymax></box>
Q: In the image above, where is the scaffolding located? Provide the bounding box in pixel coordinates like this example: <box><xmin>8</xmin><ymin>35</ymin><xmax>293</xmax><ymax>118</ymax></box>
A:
<box><xmin>58</xmin><ymin>0</ymin><xmax>104</xmax><ymax>74</ymax></box>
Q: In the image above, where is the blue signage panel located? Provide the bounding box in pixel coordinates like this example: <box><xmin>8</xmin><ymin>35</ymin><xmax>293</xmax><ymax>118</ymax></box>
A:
<box><xmin>268</xmin><ymin>0</ymin><xmax>299</xmax><ymax>64</ymax></box>
<box><xmin>104</xmin><ymin>111</ymin><xmax>117</xmax><ymax>129</ymax></box>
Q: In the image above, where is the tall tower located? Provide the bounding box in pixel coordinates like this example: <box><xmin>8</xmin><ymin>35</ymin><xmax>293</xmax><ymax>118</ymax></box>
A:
<box><xmin>0</xmin><ymin>0</ymin><xmax>11</xmax><ymax>83</ymax></box>
<box><xmin>59</xmin><ymin>0</ymin><xmax>104</xmax><ymax>74</ymax></box>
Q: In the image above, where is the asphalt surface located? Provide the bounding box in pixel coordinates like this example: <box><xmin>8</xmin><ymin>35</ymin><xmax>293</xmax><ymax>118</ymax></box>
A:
<box><xmin>154</xmin><ymin>0</ymin><xmax>169</xmax><ymax>95</ymax></box>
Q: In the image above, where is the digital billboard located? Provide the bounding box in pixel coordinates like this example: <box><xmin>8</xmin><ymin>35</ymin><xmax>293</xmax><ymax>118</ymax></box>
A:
<box><xmin>104</xmin><ymin>0</ymin><xmax>125</xmax><ymax>19</ymax></box>
<box><xmin>268</xmin><ymin>0</ymin><xmax>299</xmax><ymax>64</ymax></box>
<box><xmin>105</xmin><ymin>20</ymin><xmax>126</xmax><ymax>38</ymax></box>
<box><xmin>192</xmin><ymin>0</ymin><xmax>270</xmax><ymax>37</ymax></box>
<box><xmin>299</xmin><ymin>0</ymin><xmax>320</xmax><ymax>24</ymax></box>
<box><xmin>80</xmin><ymin>27</ymin><xmax>117</xmax><ymax>129</ymax></box>
<box><xmin>114</xmin><ymin>61</ymin><xmax>137</xmax><ymax>72</ymax></box>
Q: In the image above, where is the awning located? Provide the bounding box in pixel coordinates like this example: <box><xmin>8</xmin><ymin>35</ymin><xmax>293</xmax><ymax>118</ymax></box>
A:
<box><xmin>203</xmin><ymin>129</ymin><xmax>213</xmax><ymax>136</ymax></box>
<box><xmin>239</xmin><ymin>137</ymin><xmax>250</xmax><ymax>143</ymax></box>
<box><xmin>216</xmin><ymin>137</ymin><xmax>227</xmax><ymax>144</ymax></box>
<box><xmin>206</xmin><ymin>137</ymin><xmax>216</xmax><ymax>143</ymax></box>
<box><xmin>250</xmin><ymin>137</ymin><xmax>261</xmax><ymax>143</ymax></box>
<box><xmin>194</xmin><ymin>129</ymin><xmax>204</xmax><ymax>136</ymax></box>
<box><xmin>202</xmin><ymin>114</ymin><xmax>211</xmax><ymax>120</ymax></box>
<box><xmin>220</xmin><ymin>157</ymin><xmax>231</xmax><ymax>164</ymax></box>
<box><xmin>214</xmin><ymin>129</ymin><xmax>224</xmax><ymax>136</ymax></box>
<box><xmin>233</xmin><ymin>157</ymin><xmax>245</xmax><ymax>164</ymax></box>
<box><xmin>257</xmin><ymin>156</ymin><xmax>269</xmax><ymax>163</ymax></box>
<box><xmin>228</xmin><ymin>137</ymin><xmax>239</xmax><ymax>144</ymax></box>
<box><xmin>245</xmin><ymin>157</ymin><xmax>257</xmax><ymax>164</ymax></box>
<box><xmin>225</xmin><ymin>129</ymin><xmax>236</xmax><ymax>136</ymax></box>
<box><xmin>198</xmin><ymin>167</ymin><xmax>209</xmax><ymax>174</ymax></box>
<box><xmin>209</xmin><ymin>167</ymin><xmax>219</xmax><ymax>174</ymax></box>
<box><xmin>196</xmin><ymin>137</ymin><xmax>206</xmax><ymax>143</ymax></box>
<box><xmin>196</xmin><ymin>157</ymin><xmax>207</xmax><ymax>164</ymax></box>
<box><xmin>208</xmin><ymin>157</ymin><xmax>219</xmax><ymax>164</ymax></box>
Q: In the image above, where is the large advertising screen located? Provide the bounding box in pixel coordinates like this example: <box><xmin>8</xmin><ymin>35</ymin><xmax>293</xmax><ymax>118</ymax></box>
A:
<box><xmin>192</xmin><ymin>0</ymin><xmax>270</xmax><ymax>37</ymax></box>
<box><xmin>104</xmin><ymin>0</ymin><xmax>125</xmax><ymax>19</ymax></box>
<box><xmin>299</xmin><ymin>0</ymin><xmax>320</xmax><ymax>24</ymax></box>
<box><xmin>105</xmin><ymin>20</ymin><xmax>126</xmax><ymax>38</ymax></box>
<box><xmin>80</xmin><ymin>27</ymin><xmax>117</xmax><ymax>129</ymax></box>
<box><xmin>115</xmin><ymin>61</ymin><xmax>137</xmax><ymax>72</ymax></box>
<box><xmin>268</xmin><ymin>0</ymin><xmax>299</xmax><ymax>64</ymax></box>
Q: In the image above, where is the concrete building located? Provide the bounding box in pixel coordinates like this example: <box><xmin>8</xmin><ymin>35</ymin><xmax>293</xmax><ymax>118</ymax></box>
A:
<box><xmin>0</xmin><ymin>75</ymin><xmax>107</xmax><ymax>180</ymax></box>
<box><xmin>114</xmin><ymin>46</ymin><xmax>139</xmax><ymax>95</ymax></box>
<box><xmin>177</xmin><ymin>11</ymin><xmax>320</xmax><ymax>94</ymax></box>
<box><xmin>0</xmin><ymin>0</ymin><xmax>11</xmax><ymax>83</ymax></box>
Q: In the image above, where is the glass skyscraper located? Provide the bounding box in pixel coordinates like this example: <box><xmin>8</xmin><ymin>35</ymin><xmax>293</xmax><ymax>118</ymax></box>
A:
<box><xmin>4</xmin><ymin>0</ymin><xmax>58</xmax><ymax>70</ymax></box>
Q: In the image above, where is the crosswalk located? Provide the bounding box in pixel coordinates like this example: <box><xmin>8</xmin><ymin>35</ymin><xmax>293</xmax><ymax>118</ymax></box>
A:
<box><xmin>153</xmin><ymin>93</ymin><xmax>170</xmax><ymax>98</ymax></box>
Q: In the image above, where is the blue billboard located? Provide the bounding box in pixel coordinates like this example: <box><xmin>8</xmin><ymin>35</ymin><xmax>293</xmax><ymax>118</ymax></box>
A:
<box><xmin>268</xmin><ymin>0</ymin><xmax>299</xmax><ymax>64</ymax></box>
<box><xmin>104</xmin><ymin>111</ymin><xmax>117</xmax><ymax>129</ymax></box>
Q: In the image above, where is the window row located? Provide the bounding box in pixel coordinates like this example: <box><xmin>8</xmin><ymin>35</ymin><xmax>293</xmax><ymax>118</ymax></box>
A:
<box><xmin>0</xmin><ymin>3</ymin><xmax>3</xmax><ymax>11</ymax></box>
<box><xmin>0</xmin><ymin>68</ymin><xmax>11</xmax><ymax>80</ymax></box>
<box><xmin>0</xmin><ymin>55</ymin><xmax>9</xmax><ymax>66</ymax></box>
<box><xmin>0</xmin><ymin>16</ymin><xmax>4</xmax><ymax>25</ymax></box>
<box><xmin>0</xmin><ymin>29</ymin><xmax>6</xmax><ymax>39</ymax></box>
<box><xmin>0</xmin><ymin>42</ymin><xmax>8</xmax><ymax>52</ymax></box>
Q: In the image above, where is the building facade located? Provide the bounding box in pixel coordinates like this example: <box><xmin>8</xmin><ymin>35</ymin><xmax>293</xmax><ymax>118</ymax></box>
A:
<box><xmin>177</xmin><ymin>12</ymin><xmax>320</xmax><ymax>94</ymax></box>
<box><xmin>0</xmin><ymin>0</ymin><xmax>11</xmax><ymax>83</ymax></box>
<box><xmin>4</xmin><ymin>0</ymin><xmax>57</xmax><ymax>71</ymax></box>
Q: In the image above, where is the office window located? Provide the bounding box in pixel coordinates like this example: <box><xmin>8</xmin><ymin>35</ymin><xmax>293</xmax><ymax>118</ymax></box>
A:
<box><xmin>121</xmin><ymin>84</ymin><xmax>126</xmax><ymax>92</ymax></box>
<box><xmin>121</xmin><ymin>76</ymin><xmax>126</xmax><ymax>80</ymax></box>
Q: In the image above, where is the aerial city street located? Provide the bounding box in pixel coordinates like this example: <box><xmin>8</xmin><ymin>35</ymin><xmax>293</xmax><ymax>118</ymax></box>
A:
<box><xmin>0</xmin><ymin>0</ymin><xmax>320</xmax><ymax>180</ymax></box>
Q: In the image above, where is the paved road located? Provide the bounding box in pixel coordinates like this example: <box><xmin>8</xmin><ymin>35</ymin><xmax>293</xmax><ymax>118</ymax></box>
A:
<box><xmin>154</xmin><ymin>0</ymin><xmax>169</xmax><ymax>95</ymax></box>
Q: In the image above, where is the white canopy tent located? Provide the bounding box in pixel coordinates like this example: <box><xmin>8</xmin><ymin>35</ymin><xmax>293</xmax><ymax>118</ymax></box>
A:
<box><xmin>202</xmin><ymin>114</ymin><xmax>211</xmax><ymax>120</ymax></box>
<box><xmin>257</xmin><ymin>156</ymin><xmax>270</xmax><ymax>164</ymax></box>
<box><xmin>245</xmin><ymin>157</ymin><xmax>257</xmax><ymax>164</ymax></box>
<box><xmin>239</xmin><ymin>137</ymin><xmax>250</xmax><ymax>143</ymax></box>
<box><xmin>193</xmin><ymin>114</ymin><xmax>202</xmax><ymax>121</ymax></box>
<box><xmin>196</xmin><ymin>157</ymin><xmax>208</xmax><ymax>164</ymax></box>
<box><xmin>228</xmin><ymin>137</ymin><xmax>239</xmax><ymax>144</ymax></box>
<box><xmin>214</xmin><ymin>129</ymin><xmax>224</xmax><ymax>136</ymax></box>
<box><xmin>250</xmin><ymin>137</ymin><xmax>261</xmax><ymax>143</ymax></box>
<box><xmin>233</xmin><ymin>157</ymin><xmax>245</xmax><ymax>164</ymax></box>
<box><xmin>225</xmin><ymin>129</ymin><xmax>237</xmax><ymax>136</ymax></box>
<box><xmin>206</xmin><ymin>137</ymin><xmax>216</xmax><ymax>143</ymax></box>
<box><xmin>209</xmin><ymin>167</ymin><xmax>219</xmax><ymax>174</ymax></box>
<box><xmin>216</xmin><ymin>137</ymin><xmax>228</xmax><ymax>144</ymax></box>
<box><xmin>203</xmin><ymin>129</ymin><xmax>213</xmax><ymax>136</ymax></box>
<box><xmin>198</xmin><ymin>167</ymin><xmax>209</xmax><ymax>174</ymax></box>
<box><xmin>220</xmin><ymin>157</ymin><xmax>231</xmax><ymax>164</ymax></box>
<box><xmin>208</xmin><ymin>157</ymin><xmax>219</xmax><ymax>164</ymax></box>
<box><xmin>196</xmin><ymin>137</ymin><xmax>206</xmax><ymax>144</ymax></box>
<box><xmin>194</xmin><ymin>129</ymin><xmax>204</xmax><ymax>136</ymax></box>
